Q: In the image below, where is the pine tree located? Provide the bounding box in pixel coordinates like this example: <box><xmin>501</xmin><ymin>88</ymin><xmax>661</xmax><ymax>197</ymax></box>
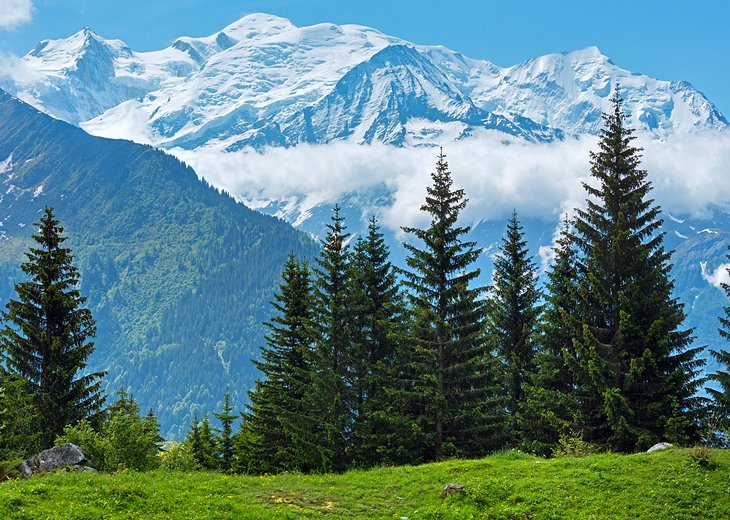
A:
<box><xmin>0</xmin><ymin>207</ymin><xmax>105</xmax><ymax>446</ymax></box>
<box><xmin>311</xmin><ymin>205</ymin><xmax>353</xmax><ymax>472</ymax></box>
<box><xmin>402</xmin><ymin>149</ymin><xmax>503</xmax><ymax>460</ymax></box>
<box><xmin>487</xmin><ymin>210</ymin><xmax>541</xmax><ymax>445</ymax></box>
<box><xmin>214</xmin><ymin>387</ymin><xmax>237</xmax><ymax>472</ymax></box>
<box><xmin>709</xmin><ymin>254</ymin><xmax>730</xmax><ymax>434</ymax></box>
<box><xmin>187</xmin><ymin>415</ymin><xmax>216</xmax><ymax>470</ymax></box>
<box><xmin>242</xmin><ymin>255</ymin><xmax>317</xmax><ymax>473</ymax></box>
<box><xmin>571</xmin><ymin>89</ymin><xmax>704</xmax><ymax>451</ymax></box>
<box><xmin>519</xmin><ymin>216</ymin><xmax>581</xmax><ymax>455</ymax></box>
<box><xmin>348</xmin><ymin>217</ymin><xmax>410</xmax><ymax>466</ymax></box>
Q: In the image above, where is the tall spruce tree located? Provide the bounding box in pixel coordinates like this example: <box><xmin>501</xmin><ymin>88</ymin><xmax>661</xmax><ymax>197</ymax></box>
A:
<box><xmin>242</xmin><ymin>255</ymin><xmax>316</xmax><ymax>473</ymax></box>
<box><xmin>348</xmin><ymin>216</ymin><xmax>410</xmax><ymax>467</ymax></box>
<box><xmin>709</xmin><ymin>254</ymin><xmax>730</xmax><ymax>434</ymax></box>
<box><xmin>311</xmin><ymin>205</ymin><xmax>353</xmax><ymax>472</ymax></box>
<box><xmin>571</xmin><ymin>89</ymin><xmax>704</xmax><ymax>451</ymax></box>
<box><xmin>214</xmin><ymin>387</ymin><xmax>237</xmax><ymax>472</ymax></box>
<box><xmin>519</xmin><ymin>216</ymin><xmax>581</xmax><ymax>455</ymax></box>
<box><xmin>487</xmin><ymin>210</ymin><xmax>541</xmax><ymax>445</ymax></box>
<box><xmin>0</xmin><ymin>207</ymin><xmax>105</xmax><ymax>446</ymax></box>
<box><xmin>402</xmin><ymin>149</ymin><xmax>502</xmax><ymax>460</ymax></box>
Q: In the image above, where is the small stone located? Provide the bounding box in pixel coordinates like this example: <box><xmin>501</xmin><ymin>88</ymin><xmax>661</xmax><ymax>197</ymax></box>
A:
<box><xmin>647</xmin><ymin>442</ymin><xmax>673</xmax><ymax>453</ymax></box>
<box><xmin>19</xmin><ymin>462</ymin><xmax>32</xmax><ymax>479</ymax></box>
<box><xmin>443</xmin><ymin>483</ymin><xmax>464</xmax><ymax>497</ymax></box>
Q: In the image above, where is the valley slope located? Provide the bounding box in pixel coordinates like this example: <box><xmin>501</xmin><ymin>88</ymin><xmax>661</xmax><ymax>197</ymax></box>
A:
<box><xmin>0</xmin><ymin>91</ymin><xmax>317</xmax><ymax>438</ymax></box>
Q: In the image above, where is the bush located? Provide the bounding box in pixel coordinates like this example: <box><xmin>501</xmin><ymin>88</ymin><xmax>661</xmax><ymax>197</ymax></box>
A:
<box><xmin>158</xmin><ymin>442</ymin><xmax>201</xmax><ymax>471</ymax></box>
<box><xmin>57</xmin><ymin>389</ymin><xmax>161</xmax><ymax>472</ymax></box>
<box><xmin>552</xmin><ymin>431</ymin><xmax>597</xmax><ymax>458</ymax></box>
<box><xmin>686</xmin><ymin>446</ymin><xmax>719</xmax><ymax>469</ymax></box>
<box><xmin>0</xmin><ymin>459</ymin><xmax>23</xmax><ymax>481</ymax></box>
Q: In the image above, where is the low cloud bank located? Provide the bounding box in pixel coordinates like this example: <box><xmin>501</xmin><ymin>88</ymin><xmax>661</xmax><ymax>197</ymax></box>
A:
<box><xmin>172</xmin><ymin>131</ymin><xmax>730</xmax><ymax>235</ymax></box>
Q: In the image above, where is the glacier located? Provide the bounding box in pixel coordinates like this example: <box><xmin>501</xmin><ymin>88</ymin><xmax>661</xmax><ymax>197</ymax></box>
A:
<box><xmin>0</xmin><ymin>13</ymin><xmax>725</xmax><ymax>151</ymax></box>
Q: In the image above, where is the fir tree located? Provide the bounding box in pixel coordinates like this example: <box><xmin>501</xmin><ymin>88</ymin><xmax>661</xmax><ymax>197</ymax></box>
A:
<box><xmin>571</xmin><ymin>88</ymin><xmax>704</xmax><ymax>451</ymax></box>
<box><xmin>487</xmin><ymin>210</ymin><xmax>541</xmax><ymax>444</ymax></box>
<box><xmin>519</xmin><ymin>216</ymin><xmax>581</xmax><ymax>455</ymax></box>
<box><xmin>348</xmin><ymin>217</ymin><xmax>411</xmax><ymax>466</ymax></box>
<box><xmin>709</xmin><ymin>254</ymin><xmax>730</xmax><ymax>434</ymax></box>
<box><xmin>311</xmin><ymin>205</ymin><xmax>353</xmax><ymax>472</ymax></box>
<box><xmin>243</xmin><ymin>255</ymin><xmax>316</xmax><ymax>473</ymax></box>
<box><xmin>0</xmin><ymin>207</ymin><xmax>105</xmax><ymax>446</ymax></box>
<box><xmin>402</xmin><ymin>149</ymin><xmax>503</xmax><ymax>460</ymax></box>
<box><xmin>187</xmin><ymin>415</ymin><xmax>216</xmax><ymax>470</ymax></box>
<box><xmin>214</xmin><ymin>387</ymin><xmax>237</xmax><ymax>472</ymax></box>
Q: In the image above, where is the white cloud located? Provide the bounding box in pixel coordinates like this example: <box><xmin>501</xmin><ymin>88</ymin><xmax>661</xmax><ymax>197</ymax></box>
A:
<box><xmin>700</xmin><ymin>261</ymin><xmax>730</xmax><ymax>289</ymax></box>
<box><xmin>0</xmin><ymin>0</ymin><xmax>33</xmax><ymax>29</ymax></box>
<box><xmin>0</xmin><ymin>52</ymin><xmax>40</xmax><ymax>84</ymax></box>
<box><xmin>171</xmin><ymin>131</ymin><xmax>730</xmax><ymax>235</ymax></box>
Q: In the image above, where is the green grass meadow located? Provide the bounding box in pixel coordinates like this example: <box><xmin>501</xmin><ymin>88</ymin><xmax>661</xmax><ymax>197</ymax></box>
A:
<box><xmin>1</xmin><ymin>448</ymin><xmax>728</xmax><ymax>519</ymax></box>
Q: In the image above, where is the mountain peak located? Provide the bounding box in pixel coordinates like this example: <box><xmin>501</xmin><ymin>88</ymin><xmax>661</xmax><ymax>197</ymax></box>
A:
<box><xmin>221</xmin><ymin>12</ymin><xmax>296</xmax><ymax>39</ymax></box>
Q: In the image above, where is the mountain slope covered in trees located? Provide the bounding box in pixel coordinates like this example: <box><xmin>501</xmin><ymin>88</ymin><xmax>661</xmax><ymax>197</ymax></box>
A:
<box><xmin>0</xmin><ymin>90</ymin><xmax>317</xmax><ymax>438</ymax></box>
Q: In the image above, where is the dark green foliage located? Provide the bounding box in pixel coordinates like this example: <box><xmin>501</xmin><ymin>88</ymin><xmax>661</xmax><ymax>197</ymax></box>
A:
<box><xmin>310</xmin><ymin>206</ymin><xmax>354</xmax><ymax>472</ymax></box>
<box><xmin>0</xmin><ymin>373</ymin><xmax>43</xmax><ymax>459</ymax></box>
<box><xmin>57</xmin><ymin>388</ymin><xmax>161</xmax><ymax>471</ymax></box>
<box><xmin>241</xmin><ymin>255</ymin><xmax>317</xmax><ymax>473</ymax></box>
<box><xmin>401</xmin><ymin>150</ymin><xmax>503</xmax><ymax>461</ymax></box>
<box><xmin>0</xmin><ymin>207</ymin><xmax>105</xmax><ymax>447</ymax></box>
<box><xmin>709</xmin><ymin>253</ymin><xmax>730</xmax><ymax>434</ymax></box>
<box><xmin>214</xmin><ymin>387</ymin><xmax>237</xmax><ymax>472</ymax></box>
<box><xmin>570</xmin><ymin>89</ymin><xmax>704</xmax><ymax>451</ymax></box>
<box><xmin>487</xmin><ymin>210</ymin><xmax>541</xmax><ymax>445</ymax></box>
<box><xmin>348</xmin><ymin>217</ymin><xmax>412</xmax><ymax>466</ymax></box>
<box><xmin>187</xmin><ymin>415</ymin><xmax>217</xmax><ymax>470</ymax></box>
<box><xmin>519</xmin><ymin>217</ymin><xmax>582</xmax><ymax>455</ymax></box>
<box><xmin>0</xmin><ymin>92</ymin><xmax>318</xmax><ymax>438</ymax></box>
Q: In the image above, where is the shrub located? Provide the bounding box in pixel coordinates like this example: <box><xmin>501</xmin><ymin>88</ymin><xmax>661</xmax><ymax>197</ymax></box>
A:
<box><xmin>552</xmin><ymin>431</ymin><xmax>597</xmax><ymax>458</ymax></box>
<box><xmin>56</xmin><ymin>389</ymin><xmax>161</xmax><ymax>472</ymax></box>
<box><xmin>0</xmin><ymin>459</ymin><xmax>23</xmax><ymax>481</ymax></box>
<box><xmin>686</xmin><ymin>446</ymin><xmax>719</xmax><ymax>469</ymax></box>
<box><xmin>158</xmin><ymin>442</ymin><xmax>201</xmax><ymax>471</ymax></box>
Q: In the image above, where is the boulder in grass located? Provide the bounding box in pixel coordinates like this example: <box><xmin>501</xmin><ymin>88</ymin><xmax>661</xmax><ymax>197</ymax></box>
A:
<box><xmin>21</xmin><ymin>443</ymin><xmax>90</xmax><ymax>478</ymax></box>
<box><xmin>647</xmin><ymin>442</ymin><xmax>673</xmax><ymax>453</ymax></box>
<box><xmin>443</xmin><ymin>483</ymin><xmax>464</xmax><ymax>497</ymax></box>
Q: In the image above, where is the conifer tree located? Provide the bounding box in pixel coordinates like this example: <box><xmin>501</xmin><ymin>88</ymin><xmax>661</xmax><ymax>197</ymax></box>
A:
<box><xmin>709</xmin><ymin>256</ymin><xmax>730</xmax><ymax>434</ymax></box>
<box><xmin>348</xmin><ymin>217</ymin><xmax>410</xmax><ymax>466</ymax></box>
<box><xmin>214</xmin><ymin>387</ymin><xmax>237</xmax><ymax>472</ymax></box>
<box><xmin>242</xmin><ymin>255</ymin><xmax>316</xmax><ymax>473</ymax></box>
<box><xmin>311</xmin><ymin>205</ymin><xmax>353</xmax><ymax>472</ymax></box>
<box><xmin>571</xmin><ymin>89</ymin><xmax>704</xmax><ymax>451</ymax></box>
<box><xmin>402</xmin><ymin>149</ymin><xmax>503</xmax><ymax>460</ymax></box>
<box><xmin>187</xmin><ymin>415</ymin><xmax>216</xmax><ymax>469</ymax></box>
<box><xmin>519</xmin><ymin>217</ymin><xmax>581</xmax><ymax>454</ymax></box>
<box><xmin>0</xmin><ymin>207</ymin><xmax>105</xmax><ymax>446</ymax></box>
<box><xmin>487</xmin><ymin>210</ymin><xmax>541</xmax><ymax>444</ymax></box>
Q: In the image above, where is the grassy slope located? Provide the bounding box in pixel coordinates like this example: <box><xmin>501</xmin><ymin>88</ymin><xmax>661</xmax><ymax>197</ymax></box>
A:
<box><xmin>1</xmin><ymin>449</ymin><xmax>729</xmax><ymax>519</ymax></box>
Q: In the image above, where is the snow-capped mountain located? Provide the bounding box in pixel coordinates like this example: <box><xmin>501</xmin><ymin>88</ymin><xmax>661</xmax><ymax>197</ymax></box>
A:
<box><xmin>1</xmin><ymin>13</ymin><xmax>726</xmax><ymax>150</ymax></box>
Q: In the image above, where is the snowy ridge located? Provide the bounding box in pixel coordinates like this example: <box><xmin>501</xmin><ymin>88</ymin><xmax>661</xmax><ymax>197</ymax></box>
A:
<box><xmin>1</xmin><ymin>13</ymin><xmax>726</xmax><ymax>149</ymax></box>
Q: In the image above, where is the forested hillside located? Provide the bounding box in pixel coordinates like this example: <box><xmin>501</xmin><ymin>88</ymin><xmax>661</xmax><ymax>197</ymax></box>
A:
<box><xmin>0</xmin><ymin>90</ymin><xmax>318</xmax><ymax>438</ymax></box>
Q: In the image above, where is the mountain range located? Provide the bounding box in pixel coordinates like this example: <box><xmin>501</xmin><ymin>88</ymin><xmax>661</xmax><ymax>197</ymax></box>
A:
<box><xmin>1</xmin><ymin>13</ymin><xmax>726</xmax><ymax>151</ymax></box>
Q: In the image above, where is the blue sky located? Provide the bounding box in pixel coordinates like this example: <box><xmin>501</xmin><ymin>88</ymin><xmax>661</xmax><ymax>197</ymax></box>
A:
<box><xmin>0</xmin><ymin>0</ymin><xmax>728</xmax><ymax>114</ymax></box>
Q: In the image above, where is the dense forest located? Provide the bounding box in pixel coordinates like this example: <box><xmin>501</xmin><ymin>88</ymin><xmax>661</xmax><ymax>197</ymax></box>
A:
<box><xmin>0</xmin><ymin>91</ymin><xmax>728</xmax><ymax>476</ymax></box>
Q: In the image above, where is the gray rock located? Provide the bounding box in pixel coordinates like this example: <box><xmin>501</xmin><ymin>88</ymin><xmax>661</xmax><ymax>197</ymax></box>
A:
<box><xmin>443</xmin><ymin>483</ymin><xmax>464</xmax><ymax>497</ymax></box>
<box><xmin>19</xmin><ymin>462</ymin><xmax>33</xmax><ymax>479</ymax></box>
<box><xmin>647</xmin><ymin>442</ymin><xmax>673</xmax><ymax>453</ymax></box>
<box><xmin>24</xmin><ymin>443</ymin><xmax>88</xmax><ymax>475</ymax></box>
